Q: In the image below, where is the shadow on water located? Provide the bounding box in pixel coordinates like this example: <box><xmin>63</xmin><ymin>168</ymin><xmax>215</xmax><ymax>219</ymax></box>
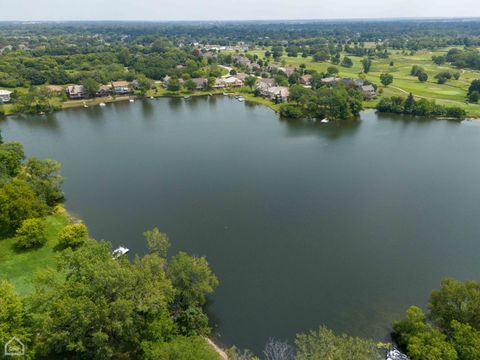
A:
<box><xmin>375</xmin><ymin>111</ymin><xmax>462</xmax><ymax>126</ymax></box>
<box><xmin>168</xmin><ymin>97</ymin><xmax>183</xmax><ymax>111</ymax></box>
<box><xmin>1</xmin><ymin>112</ymin><xmax>62</xmax><ymax>133</ymax></box>
<box><xmin>140</xmin><ymin>99</ymin><xmax>155</xmax><ymax>119</ymax></box>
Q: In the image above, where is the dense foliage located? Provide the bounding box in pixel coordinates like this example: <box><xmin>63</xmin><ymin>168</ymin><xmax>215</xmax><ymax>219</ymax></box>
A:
<box><xmin>377</xmin><ymin>93</ymin><xmax>466</xmax><ymax>119</ymax></box>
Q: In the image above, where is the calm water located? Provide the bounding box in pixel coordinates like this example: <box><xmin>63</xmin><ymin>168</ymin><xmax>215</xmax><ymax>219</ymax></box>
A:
<box><xmin>2</xmin><ymin>97</ymin><xmax>480</xmax><ymax>353</ymax></box>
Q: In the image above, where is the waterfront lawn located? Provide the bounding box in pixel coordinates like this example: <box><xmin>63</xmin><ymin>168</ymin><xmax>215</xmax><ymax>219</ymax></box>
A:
<box><xmin>0</xmin><ymin>214</ymin><xmax>69</xmax><ymax>295</ymax></box>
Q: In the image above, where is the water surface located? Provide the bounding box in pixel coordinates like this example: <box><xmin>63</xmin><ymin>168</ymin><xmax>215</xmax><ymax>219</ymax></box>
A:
<box><xmin>2</xmin><ymin>97</ymin><xmax>480</xmax><ymax>353</ymax></box>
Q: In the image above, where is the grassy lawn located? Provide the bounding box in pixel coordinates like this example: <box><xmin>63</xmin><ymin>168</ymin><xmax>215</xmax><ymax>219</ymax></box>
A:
<box><xmin>242</xmin><ymin>46</ymin><xmax>480</xmax><ymax>117</ymax></box>
<box><xmin>0</xmin><ymin>214</ymin><xmax>69</xmax><ymax>295</ymax></box>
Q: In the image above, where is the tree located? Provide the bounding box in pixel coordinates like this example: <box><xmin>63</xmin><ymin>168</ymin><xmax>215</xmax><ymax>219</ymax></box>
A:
<box><xmin>263</xmin><ymin>338</ymin><xmax>294</xmax><ymax>360</ymax></box>
<box><xmin>29</xmin><ymin>240</ymin><xmax>174</xmax><ymax>358</ymax></box>
<box><xmin>361</xmin><ymin>58</ymin><xmax>372</xmax><ymax>73</ymax></box>
<box><xmin>295</xmin><ymin>326</ymin><xmax>382</xmax><ymax>360</ymax></box>
<box><xmin>0</xmin><ymin>141</ymin><xmax>25</xmax><ymax>178</ymax></box>
<box><xmin>404</xmin><ymin>93</ymin><xmax>416</xmax><ymax>114</ymax></box>
<box><xmin>451</xmin><ymin>320</ymin><xmax>480</xmax><ymax>360</ymax></box>
<box><xmin>184</xmin><ymin>79</ymin><xmax>197</xmax><ymax>92</ymax></box>
<box><xmin>327</xmin><ymin>66</ymin><xmax>339</xmax><ymax>75</ymax></box>
<box><xmin>0</xmin><ymin>179</ymin><xmax>47</xmax><ymax>234</ymax></box>
<box><xmin>167</xmin><ymin>252</ymin><xmax>218</xmax><ymax>307</ymax></box>
<box><xmin>410</xmin><ymin>65</ymin><xmax>425</xmax><ymax>77</ymax></box>
<box><xmin>81</xmin><ymin>78</ymin><xmax>99</xmax><ymax>98</ymax></box>
<box><xmin>58</xmin><ymin>223</ymin><xmax>88</xmax><ymax>248</ymax></box>
<box><xmin>418</xmin><ymin>72</ymin><xmax>428</xmax><ymax>82</ymax></box>
<box><xmin>136</xmin><ymin>75</ymin><xmax>153</xmax><ymax>96</ymax></box>
<box><xmin>15</xmin><ymin>218</ymin><xmax>47</xmax><ymax>250</ymax></box>
<box><xmin>19</xmin><ymin>157</ymin><xmax>64</xmax><ymax>207</ymax></box>
<box><xmin>467</xmin><ymin>80</ymin><xmax>480</xmax><ymax>102</ymax></box>
<box><xmin>341</xmin><ymin>57</ymin><xmax>353</xmax><ymax>68</ymax></box>
<box><xmin>313</xmin><ymin>51</ymin><xmax>329</xmax><ymax>62</ymax></box>
<box><xmin>245</xmin><ymin>76</ymin><xmax>257</xmax><ymax>90</ymax></box>
<box><xmin>167</xmin><ymin>78</ymin><xmax>181</xmax><ymax>92</ymax></box>
<box><xmin>380</xmin><ymin>73</ymin><xmax>393</xmax><ymax>87</ymax></box>
<box><xmin>0</xmin><ymin>280</ymin><xmax>31</xmax><ymax>352</ymax></box>
<box><xmin>144</xmin><ymin>227</ymin><xmax>170</xmax><ymax>258</ymax></box>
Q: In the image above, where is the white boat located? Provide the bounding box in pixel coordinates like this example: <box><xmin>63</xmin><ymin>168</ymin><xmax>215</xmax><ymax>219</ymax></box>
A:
<box><xmin>112</xmin><ymin>246</ymin><xmax>129</xmax><ymax>258</ymax></box>
<box><xmin>237</xmin><ymin>96</ymin><xmax>245</xmax><ymax>102</ymax></box>
<box><xmin>150</xmin><ymin>96</ymin><xmax>154</xmax><ymax>99</ymax></box>
<box><xmin>99</xmin><ymin>102</ymin><xmax>106</xmax><ymax>107</ymax></box>
<box><xmin>320</xmin><ymin>118</ymin><xmax>329</xmax><ymax>123</ymax></box>
<box><xmin>222</xmin><ymin>92</ymin><xmax>228</xmax><ymax>96</ymax></box>
<box><xmin>129</xmin><ymin>99</ymin><xmax>135</xmax><ymax>103</ymax></box>
<box><xmin>183</xmin><ymin>95</ymin><xmax>191</xmax><ymax>100</ymax></box>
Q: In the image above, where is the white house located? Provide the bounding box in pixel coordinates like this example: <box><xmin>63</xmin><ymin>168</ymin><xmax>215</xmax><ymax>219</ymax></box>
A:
<box><xmin>111</xmin><ymin>81</ymin><xmax>130</xmax><ymax>94</ymax></box>
<box><xmin>0</xmin><ymin>89</ymin><xmax>13</xmax><ymax>103</ymax></box>
<box><xmin>4</xmin><ymin>337</ymin><xmax>25</xmax><ymax>356</ymax></box>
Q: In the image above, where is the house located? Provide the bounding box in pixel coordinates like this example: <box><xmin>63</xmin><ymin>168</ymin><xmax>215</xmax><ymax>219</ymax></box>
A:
<box><xmin>4</xmin><ymin>337</ymin><xmax>25</xmax><ymax>356</ymax></box>
<box><xmin>46</xmin><ymin>85</ymin><xmax>65</xmax><ymax>96</ymax></box>
<box><xmin>300</xmin><ymin>74</ymin><xmax>312</xmax><ymax>86</ymax></box>
<box><xmin>234</xmin><ymin>73</ymin><xmax>249</xmax><ymax>81</ymax></box>
<box><xmin>0</xmin><ymin>89</ymin><xmax>13</xmax><ymax>103</ymax></box>
<box><xmin>213</xmin><ymin>78</ymin><xmax>226</xmax><ymax>89</ymax></box>
<box><xmin>386</xmin><ymin>348</ymin><xmax>410</xmax><ymax>360</ymax></box>
<box><xmin>266</xmin><ymin>86</ymin><xmax>289</xmax><ymax>102</ymax></box>
<box><xmin>191</xmin><ymin>78</ymin><xmax>206</xmax><ymax>90</ymax></box>
<box><xmin>362</xmin><ymin>85</ymin><xmax>376</xmax><ymax>99</ymax></box>
<box><xmin>96</xmin><ymin>84</ymin><xmax>112</xmax><ymax>97</ymax></box>
<box><xmin>66</xmin><ymin>85</ymin><xmax>85</xmax><ymax>100</ymax></box>
<box><xmin>223</xmin><ymin>76</ymin><xmax>244</xmax><ymax>87</ymax></box>
<box><xmin>321</xmin><ymin>77</ymin><xmax>339</xmax><ymax>85</ymax></box>
<box><xmin>111</xmin><ymin>81</ymin><xmax>130</xmax><ymax>94</ymax></box>
<box><xmin>256</xmin><ymin>78</ymin><xmax>276</xmax><ymax>95</ymax></box>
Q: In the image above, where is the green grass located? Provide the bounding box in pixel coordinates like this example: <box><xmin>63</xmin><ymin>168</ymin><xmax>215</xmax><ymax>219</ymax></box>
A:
<box><xmin>0</xmin><ymin>214</ymin><xmax>69</xmax><ymax>295</ymax></box>
<box><xmin>242</xmin><ymin>46</ymin><xmax>480</xmax><ymax>117</ymax></box>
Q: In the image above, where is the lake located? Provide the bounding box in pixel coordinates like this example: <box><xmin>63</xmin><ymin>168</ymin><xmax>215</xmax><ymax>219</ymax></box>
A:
<box><xmin>2</xmin><ymin>96</ymin><xmax>480</xmax><ymax>353</ymax></box>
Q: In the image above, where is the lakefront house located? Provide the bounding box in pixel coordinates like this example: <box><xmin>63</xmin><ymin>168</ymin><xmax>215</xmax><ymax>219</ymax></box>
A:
<box><xmin>66</xmin><ymin>85</ymin><xmax>85</xmax><ymax>100</ymax></box>
<box><xmin>0</xmin><ymin>89</ymin><xmax>13</xmax><ymax>103</ymax></box>
<box><xmin>111</xmin><ymin>81</ymin><xmax>130</xmax><ymax>94</ymax></box>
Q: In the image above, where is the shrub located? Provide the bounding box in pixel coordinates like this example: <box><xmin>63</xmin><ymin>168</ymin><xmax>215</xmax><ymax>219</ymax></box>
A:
<box><xmin>15</xmin><ymin>218</ymin><xmax>47</xmax><ymax>249</ymax></box>
<box><xmin>58</xmin><ymin>223</ymin><xmax>88</xmax><ymax>248</ymax></box>
<box><xmin>418</xmin><ymin>72</ymin><xmax>428</xmax><ymax>82</ymax></box>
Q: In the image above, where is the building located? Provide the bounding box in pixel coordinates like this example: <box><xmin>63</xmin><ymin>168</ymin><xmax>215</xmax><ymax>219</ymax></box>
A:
<box><xmin>46</xmin><ymin>85</ymin><xmax>65</xmax><ymax>96</ymax></box>
<box><xmin>234</xmin><ymin>73</ymin><xmax>249</xmax><ymax>82</ymax></box>
<box><xmin>321</xmin><ymin>77</ymin><xmax>339</xmax><ymax>85</ymax></box>
<box><xmin>223</xmin><ymin>76</ymin><xmax>244</xmax><ymax>88</ymax></box>
<box><xmin>0</xmin><ymin>89</ymin><xmax>13</xmax><ymax>103</ymax></box>
<box><xmin>256</xmin><ymin>78</ymin><xmax>276</xmax><ymax>95</ymax></box>
<box><xmin>213</xmin><ymin>78</ymin><xmax>226</xmax><ymax>89</ymax></box>
<box><xmin>111</xmin><ymin>81</ymin><xmax>130</xmax><ymax>94</ymax></box>
<box><xmin>300</xmin><ymin>74</ymin><xmax>313</xmax><ymax>86</ymax></box>
<box><xmin>361</xmin><ymin>85</ymin><xmax>376</xmax><ymax>99</ymax></box>
<box><xmin>191</xmin><ymin>78</ymin><xmax>206</xmax><ymax>91</ymax></box>
<box><xmin>96</xmin><ymin>84</ymin><xmax>112</xmax><ymax>97</ymax></box>
<box><xmin>66</xmin><ymin>85</ymin><xmax>85</xmax><ymax>100</ymax></box>
<box><xmin>266</xmin><ymin>86</ymin><xmax>289</xmax><ymax>102</ymax></box>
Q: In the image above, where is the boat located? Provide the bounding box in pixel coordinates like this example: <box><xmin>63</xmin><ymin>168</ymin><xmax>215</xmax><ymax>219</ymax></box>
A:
<box><xmin>320</xmin><ymin>118</ymin><xmax>329</xmax><ymax>123</ymax></box>
<box><xmin>237</xmin><ymin>96</ymin><xmax>245</xmax><ymax>102</ymax></box>
<box><xmin>99</xmin><ymin>102</ymin><xmax>106</xmax><ymax>107</ymax></box>
<box><xmin>150</xmin><ymin>96</ymin><xmax>154</xmax><ymax>99</ymax></box>
<box><xmin>222</xmin><ymin>92</ymin><xmax>228</xmax><ymax>96</ymax></box>
<box><xmin>183</xmin><ymin>95</ymin><xmax>191</xmax><ymax>100</ymax></box>
<box><xmin>112</xmin><ymin>246</ymin><xmax>129</xmax><ymax>258</ymax></box>
<box><xmin>129</xmin><ymin>98</ymin><xmax>135</xmax><ymax>103</ymax></box>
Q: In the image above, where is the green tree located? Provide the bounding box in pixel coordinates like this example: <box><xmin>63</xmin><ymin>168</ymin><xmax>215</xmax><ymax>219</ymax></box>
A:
<box><xmin>327</xmin><ymin>66</ymin><xmax>339</xmax><ymax>75</ymax></box>
<box><xmin>404</xmin><ymin>93</ymin><xmax>416</xmax><ymax>114</ymax></box>
<box><xmin>0</xmin><ymin>179</ymin><xmax>47</xmax><ymax>234</ymax></box>
<box><xmin>380</xmin><ymin>73</ymin><xmax>393</xmax><ymax>87</ymax></box>
<box><xmin>244</xmin><ymin>76</ymin><xmax>257</xmax><ymax>90</ymax></box>
<box><xmin>144</xmin><ymin>227</ymin><xmax>170</xmax><ymax>258</ymax></box>
<box><xmin>19</xmin><ymin>157</ymin><xmax>64</xmax><ymax>206</ymax></box>
<box><xmin>184</xmin><ymin>79</ymin><xmax>197</xmax><ymax>92</ymax></box>
<box><xmin>451</xmin><ymin>320</ymin><xmax>480</xmax><ymax>360</ymax></box>
<box><xmin>341</xmin><ymin>57</ymin><xmax>353</xmax><ymax>68</ymax></box>
<box><xmin>0</xmin><ymin>141</ymin><xmax>25</xmax><ymax>178</ymax></box>
<box><xmin>361</xmin><ymin>58</ymin><xmax>372</xmax><ymax>73</ymax></box>
<box><xmin>167</xmin><ymin>78</ymin><xmax>181</xmax><ymax>92</ymax></box>
<box><xmin>0</xmin><ymin>280</ymin><xmax>32</xmax><ymax>355</ymax></box>
<box><xmin>295</xmin><ymin>326</ymin><xmax>383</xmax><ymax>360</ymax></box>
<box><xmin>167</xmin><ymin>252</ymin><xmax>218</xmax><ymax>306</ymax></box>
<box><xmin>418</xmin><ymin>72</ymin><xmax>428</xmax><ymax>82</ymax></box>
<box><xmin>15</xmin><ymin>218</ymin><xmax>47</xmax><ymax>250</ymax></box>
<box><xmin>81</xmin><ymin>78</ymin><xmax>100</xmax><ymax>98</ymax></box>
<box><xmin>136</xmin><ymin>75</ymin><xmax>153</xmax><ymax>96</ymax></box>
<box><xmin>58</xmin><ymin>223</ymin><xmax>88</xmax><ymax>248</ymax></box>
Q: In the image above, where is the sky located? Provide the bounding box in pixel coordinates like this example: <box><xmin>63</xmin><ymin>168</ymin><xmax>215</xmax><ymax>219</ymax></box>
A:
<box><xmin>2</xmin><ymin>0</ymin><xmax>480</xmax><ymax>21</ymax></box>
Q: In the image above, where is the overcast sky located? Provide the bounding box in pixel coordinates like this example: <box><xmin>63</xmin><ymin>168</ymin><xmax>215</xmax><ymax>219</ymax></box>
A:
<box><xmin>2</xmin><ymin>0</ymin><xmax>480</xmax><ymax>21</ymax></box>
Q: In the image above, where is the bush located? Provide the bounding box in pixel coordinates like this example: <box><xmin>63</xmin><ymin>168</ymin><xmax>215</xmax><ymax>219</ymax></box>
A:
<box><xmin>15</xmin><ymin>218</ymin><xmax>47</xmax><ymax>249</ymax></box>
<box><xmin>58</xmin><ymin>223</ymin><xmax>88</xmax><ymax>248</ymax></box>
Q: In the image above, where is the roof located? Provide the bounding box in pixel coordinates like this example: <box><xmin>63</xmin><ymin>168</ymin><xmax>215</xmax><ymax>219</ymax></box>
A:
<box><xmin>386</xmin><ymin>349</ymin><xmax>410</xmax><ymax>360</ymax></box>
<box><xmin>192</xmin><ymin>78</ymin><xmax>205</xmax><ymax>86</ymax></box>
<box><xmin>46</xmin><ymin>85</ymin><xmax>64</xmax><ymax>92</ymax></box>
<box><xmin>0</xmin><ymin>89</ymin><xmax>13</xmax><ymax>95</ymax></box>
<box><xmin>112</xmin><ymin>81</ymin><xmax>129</xmax><ymax>87</ymax></box>
<box><xmin>362</xmin><ymin>85</ymin><xmax>376</xmax><ymax>92</ymax></box>
<box><xmin>66</xmin><ymin>85</ymin><xmax>84</xmax><ymax>94</ymax></box>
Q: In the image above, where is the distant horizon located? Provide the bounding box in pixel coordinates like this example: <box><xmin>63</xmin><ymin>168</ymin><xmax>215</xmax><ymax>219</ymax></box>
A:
<box><xmin>1</xmin><ymin>0</ymin><xmax>479</xmax><ymax>22</ymax></box>
<box><xmin>2</xmin><ymin>16</ymin><xmax>480</xmax><ymax>23</ymax></box>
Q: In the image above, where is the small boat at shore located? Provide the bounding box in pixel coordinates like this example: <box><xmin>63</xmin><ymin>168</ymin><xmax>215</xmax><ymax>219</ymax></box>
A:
<box><xmin>320</xmin><ymin>118</ymin><xmax>329</xmax><ymax>123</ymax></box>
<box><xmin>183</xmin><ymin>95</ymin><xmax>191</xmax><ymax>100</ymax></box>
<box><xmin>99</xmin><ymin>102</ymin><xmax>106</xmax><ymax>107</ymax></box>
<box><xmin>112</xmin><ymin>246</ymin><xmax>129</xmax><ymax>258</ymax></box>
<box><xmin>222</xmin><ymin>92</ymin><xmax>228</xmax><ymax>96</ymax></box>
<box><xmin>129</xmin><ymin>98</ymin><xmax>135</xmax><ymax>103</ymax></box>
<box><xmin>237</xmin><ymin>96</ymin><xmax>245</xmax><ymax>102</ymax></box>
<box><xmin>150</xmin><ymin>96</ymin><xmax>154</xmax><ymax>99</ymax></box>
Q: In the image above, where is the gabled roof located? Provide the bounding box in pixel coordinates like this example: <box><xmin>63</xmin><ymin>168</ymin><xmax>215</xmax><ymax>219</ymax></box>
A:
<box><xmin>112</xmin><ymin>81</ymin><xmax>129</xmax><ymax>87</ymax></box>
